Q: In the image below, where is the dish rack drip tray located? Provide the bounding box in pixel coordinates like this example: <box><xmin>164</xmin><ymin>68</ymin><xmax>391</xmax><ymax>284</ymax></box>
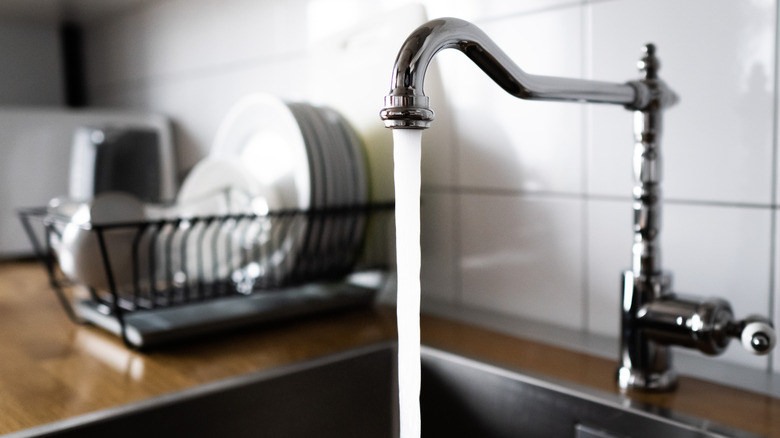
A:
<box><xmin>19</xmin><ymin>204</ymin><xmax>394</xmax><ymax>348</ymax></box>
<box><xmin>77</xmin><ymin>271</ymin><xmax>386</xmax><ymax>348</ymax></box>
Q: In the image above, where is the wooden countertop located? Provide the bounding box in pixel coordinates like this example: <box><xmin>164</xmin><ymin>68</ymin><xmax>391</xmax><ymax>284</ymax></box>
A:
<box><xmin>1</xmin><ymin>260</ymin><xmax>779</xmax><ymax>436</ymax></box>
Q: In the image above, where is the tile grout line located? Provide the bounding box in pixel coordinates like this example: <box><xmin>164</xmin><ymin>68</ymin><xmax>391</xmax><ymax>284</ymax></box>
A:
<box><xmin>452</xmin><ymin>98</ymin><xmax>464</xmax><ymax>309</ymax></box>
<box><xmin>422</xmin><ymin>185</ymin><xmax>777</xmax><ymax>210</ymax></box>
<box><xmin>767</xmin><ymin>0</ymin><xmax>780</xmax><ymax>375</ymax></box>
<box><xmin>87</xmin><ymin>48</ymin><xmax>310</xmax><ymax>96</ymax></box>
<box><xmin>474</xmin><ymin>0</ymin><xmax>585</xmax><ymax>26</ymax></box>
<box><xmin>580</xmin><ymin>0</ymin><xmax>592</xmax><ymax>335</ymax></box>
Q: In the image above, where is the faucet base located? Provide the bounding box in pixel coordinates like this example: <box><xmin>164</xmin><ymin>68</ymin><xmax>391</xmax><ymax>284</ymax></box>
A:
<box><xmin>617</xmin><ymin>366</ymin><xmax>677</xmax><ymax>392</ymax></box>
<box><xmin>619</xmin><ymin>270</ymin><xmax>677</xmax><ymax>392</ymax></box>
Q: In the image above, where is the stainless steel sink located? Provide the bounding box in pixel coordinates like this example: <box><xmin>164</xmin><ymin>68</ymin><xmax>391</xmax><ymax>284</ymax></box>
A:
<box><xmin>8</xmin><ymin>343</ymin><xmax>760</xmax><ymax>438</ymax></box>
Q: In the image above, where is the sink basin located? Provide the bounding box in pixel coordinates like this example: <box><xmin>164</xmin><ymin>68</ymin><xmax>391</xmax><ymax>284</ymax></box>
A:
<box><xmin>9</xmin><ymin>343</ymin><xmax>759</xmax><ymax>438</ymax></box>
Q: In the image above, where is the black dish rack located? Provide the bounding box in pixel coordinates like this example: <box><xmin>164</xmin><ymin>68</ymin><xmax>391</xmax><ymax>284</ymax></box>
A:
<box><xmin>19</xmin><ymin>203</ymin><xmax>394</xmax><ymax>349</ymax></box>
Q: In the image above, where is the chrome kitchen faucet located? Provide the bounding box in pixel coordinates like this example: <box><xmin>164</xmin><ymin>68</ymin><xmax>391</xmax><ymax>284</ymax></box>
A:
<box><xmin>380</xmin><ymin>17</ymin><xmax>777</xmax><ymax>392</ymax></box>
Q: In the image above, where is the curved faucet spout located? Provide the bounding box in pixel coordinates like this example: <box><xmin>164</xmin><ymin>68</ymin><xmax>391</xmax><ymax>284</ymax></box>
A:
<box><xmin>379</xmin><ymin>17</ymin><xmax>677</xmax><ymax>129</ymax></box>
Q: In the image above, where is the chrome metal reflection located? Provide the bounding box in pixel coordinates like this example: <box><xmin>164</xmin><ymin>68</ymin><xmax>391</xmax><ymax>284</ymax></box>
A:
<box><xmin>380</xmin><ymin>17</ymin><xmax>776</xmax><ymax>392</ymax></box>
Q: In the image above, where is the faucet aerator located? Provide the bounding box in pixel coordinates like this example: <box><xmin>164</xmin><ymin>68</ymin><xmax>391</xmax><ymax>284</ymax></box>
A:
<box><xmin>380</xmin><ymin>93</ymin><xmax>434</xmax><ymax>129</ymax></box>
<box><xmin>379</xmin><ymin>109</ymin><xmax>434</xmax><ymax>129</ymax></box>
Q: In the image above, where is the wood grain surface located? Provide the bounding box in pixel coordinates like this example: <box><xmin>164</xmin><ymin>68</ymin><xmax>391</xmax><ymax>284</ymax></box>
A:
<box><xmin>1</xmin><ymin>261</ymin><xmax>778</xmax><ymax>436</ymax></box>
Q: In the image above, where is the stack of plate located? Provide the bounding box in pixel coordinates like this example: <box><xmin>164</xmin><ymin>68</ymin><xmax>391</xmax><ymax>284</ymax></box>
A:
<box><xmin>284</xmin><ymin>102</ymin><xmax>369</xmax><ymax>277</ymax></box>
<box><xmin>38</xmin><ymin>94</ymin><xmax>380</xmax><ymax>347</ymax></box>
<box><xmin>201</xmin><ymin>93</ymin><xmax>368</xmax><ymax>213</ymax></box>
<box><xmin>176</xmin><ymin>93</ymin><xmax>369</xmax><ymax>285</ymax></box>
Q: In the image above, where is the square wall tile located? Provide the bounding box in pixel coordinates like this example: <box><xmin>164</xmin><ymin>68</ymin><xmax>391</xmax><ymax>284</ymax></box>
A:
<box><xmin>588</xmin><ymin>0</ymin><xmax>775</xmax><ymax>205</ymax></box>
<box><xmin>421</xmin><ymin>0</ymin><xmax>581</xmax><ymax>22</ymax></box>
<box><xmin>459</xmin><ymin>193</ymin><xmax>584</xmax><ymax>329</ymax></box>
<box><xmin>421</xmin><ymin>192</ymin><xmax>458</xmax><ymax>303</ymax></box>
<box><xmin>85</xmin><ymin>0</ymin><xmax>310</xmax><ymax>91</ymax></box>
<box><xmin>773</xmin><ymin>210</ymin><xmax>780</xmax><ymax>375</ymax></box>
<box><xmin>443</xmin><ymin>7</ymin><xmax>584</xmax><ymax>194</ymax></box>
<box><xmin>664</xmin><ymin>203</ymin><xmax>771</xmax><ymax>369</ymax></box>
<box><xmin>305</xmin><ymin>4</ymin><xmax>448</xmax><ymax>202</ymax></box>
<box><xmin>589</xmin><ymin>200</ymin><xmax>771</xmax><ymax>369</ymax></box>
<box><xmin>586</xmin><ymin>198</ymin><xmax>634</xmax><ymax>338</ymax></box>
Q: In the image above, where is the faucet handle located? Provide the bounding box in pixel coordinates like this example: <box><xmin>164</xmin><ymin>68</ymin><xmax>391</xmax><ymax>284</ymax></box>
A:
<box><xmin>641</xmin><ymin>296</ymin><xmax>776</xmax><ymax>356</ymax></box>
<box><xmin>729</xmin><ymin>315</ymin><xmax>776</xmax><ymax>355</ymax></box>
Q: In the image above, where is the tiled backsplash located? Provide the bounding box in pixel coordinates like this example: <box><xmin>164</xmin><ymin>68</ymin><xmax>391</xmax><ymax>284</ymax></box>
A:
<box><xmin>81</xmin><ymin>0</ymin><xmax>780</xmax><ymax>374</ymax></box>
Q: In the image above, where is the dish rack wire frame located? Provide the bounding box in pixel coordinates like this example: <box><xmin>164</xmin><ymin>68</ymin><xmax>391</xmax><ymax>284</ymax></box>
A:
<box><xmin>18</xmin><ymin>203</ymin><xmax>394</xmax><ymax>348</ymax></box>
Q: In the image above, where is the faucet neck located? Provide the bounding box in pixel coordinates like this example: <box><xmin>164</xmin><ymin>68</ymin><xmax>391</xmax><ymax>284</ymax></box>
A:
<box><xmin>380</xmin><ymin>18</ymin><xmax>678</xmax><ymax>129</ymax></box>
<box><xmin>631</xmin><ymin>44</ymin><xmax>665</xmax><ymax>278</ymax></box>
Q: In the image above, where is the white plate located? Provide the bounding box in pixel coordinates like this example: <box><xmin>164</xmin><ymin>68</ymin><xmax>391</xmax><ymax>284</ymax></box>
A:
<box><xmin>211</xmin><ymin>93</ymin><xmax>311</xmax><ymax>210</ymax></box>
<box><xmin>208</xmin><ymin>94</ymin><xmax>318</xmax><ymax>286</ymax></box>
<box><xmin>177</xmin><ymin>157</ymin><xmax>275</xmax><ymax>217</ymax></box>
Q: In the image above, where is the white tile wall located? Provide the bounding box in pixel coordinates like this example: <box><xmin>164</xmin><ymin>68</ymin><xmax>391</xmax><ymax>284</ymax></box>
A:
<box><xmin>663</xmin><ymin>203</ymin><xmax>771</xmax><ymax>369</ymax></box>
<box><xmin>459</xmin><ymin>194</ymin><xmax>584</xmax><ymax>329</ymax></box>
<box><xmin>420</xmin><ymin>192</ymin><xmax>458</xmax><ymax>303</ymax></box>
<box><xmin>85</xmin><ymin>0</ymin><xmax>310</xmax><ymax>90</ymax></box>
<box><xmin>422</xmin><ymin>0</ymin><xmax>580</xmax><ymax>22</ymax></box>
<box><xmin>80</xmin><ymin>0</ymin><xmax>780</xmax><ymax>381</ymax></box>
<box><xmin>304</xmin><ymin>3</ymin><xmax>450</xmax><ymax>201</ymax></box>
<box><xmin>447</xmin><ymin>9</ymin><xmax>585</xmax><ymax>194</ymax></box>
<box><xmin>774</xmin><ymin>212</ymin><xmax>780</xmax><ymax>372</ymax></box>
<box><xmin>588</xmin><ymin>0</ymin><xmax>776</xmax><ymax>204</ymax></box>
<box><xmin>587</xmin><ymin>199</ymin><xmax>772</xmax><ymax>369</ymax></box>
<box><xmin>586</xmin><ymin>198</ymin><xmax>633</xmax><ymax>337</ymax></box>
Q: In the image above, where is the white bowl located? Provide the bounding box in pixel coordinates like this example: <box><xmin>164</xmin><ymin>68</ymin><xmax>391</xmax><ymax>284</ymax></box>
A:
<box><xmin>177</xmin><ymin>157</ymin><xmax>278</xmax><ymax>218</ymax></box>
<box><xmin>56</xmin><ymin>192</ymin><xmax>146</xmax><ymax>294</ymax></box>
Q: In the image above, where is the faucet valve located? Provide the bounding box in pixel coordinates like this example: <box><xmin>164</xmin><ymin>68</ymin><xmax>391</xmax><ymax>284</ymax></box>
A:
<box><xmin>731</xmin><ymin>315</ymin><xmax>777</xmax><ymax>355</ymax></box>
<box><xmin>620</xmin><ymin>271</ymin><xmax>777</xmax><ymax>391</ymax></box>
<box><xmin>637</xmin><ymin>294</ymin><xmax>776</xmax><ymax>357</ymax></box>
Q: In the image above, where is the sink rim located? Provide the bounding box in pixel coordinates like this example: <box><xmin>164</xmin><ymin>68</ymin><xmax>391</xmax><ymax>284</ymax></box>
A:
<box><xmin>2</xmin><ymin>341</ymin><xmax>397</xmax><ymax>438</ymax></box>
<box><xmin>4</xmin><ymin>341</ymin><xmax>762</xmax><ymax>438</ymax></box>
<box><xmin>422</xmin><ymin>346</ymin><xmax>760</xmax><ymax>438</ymax></box>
